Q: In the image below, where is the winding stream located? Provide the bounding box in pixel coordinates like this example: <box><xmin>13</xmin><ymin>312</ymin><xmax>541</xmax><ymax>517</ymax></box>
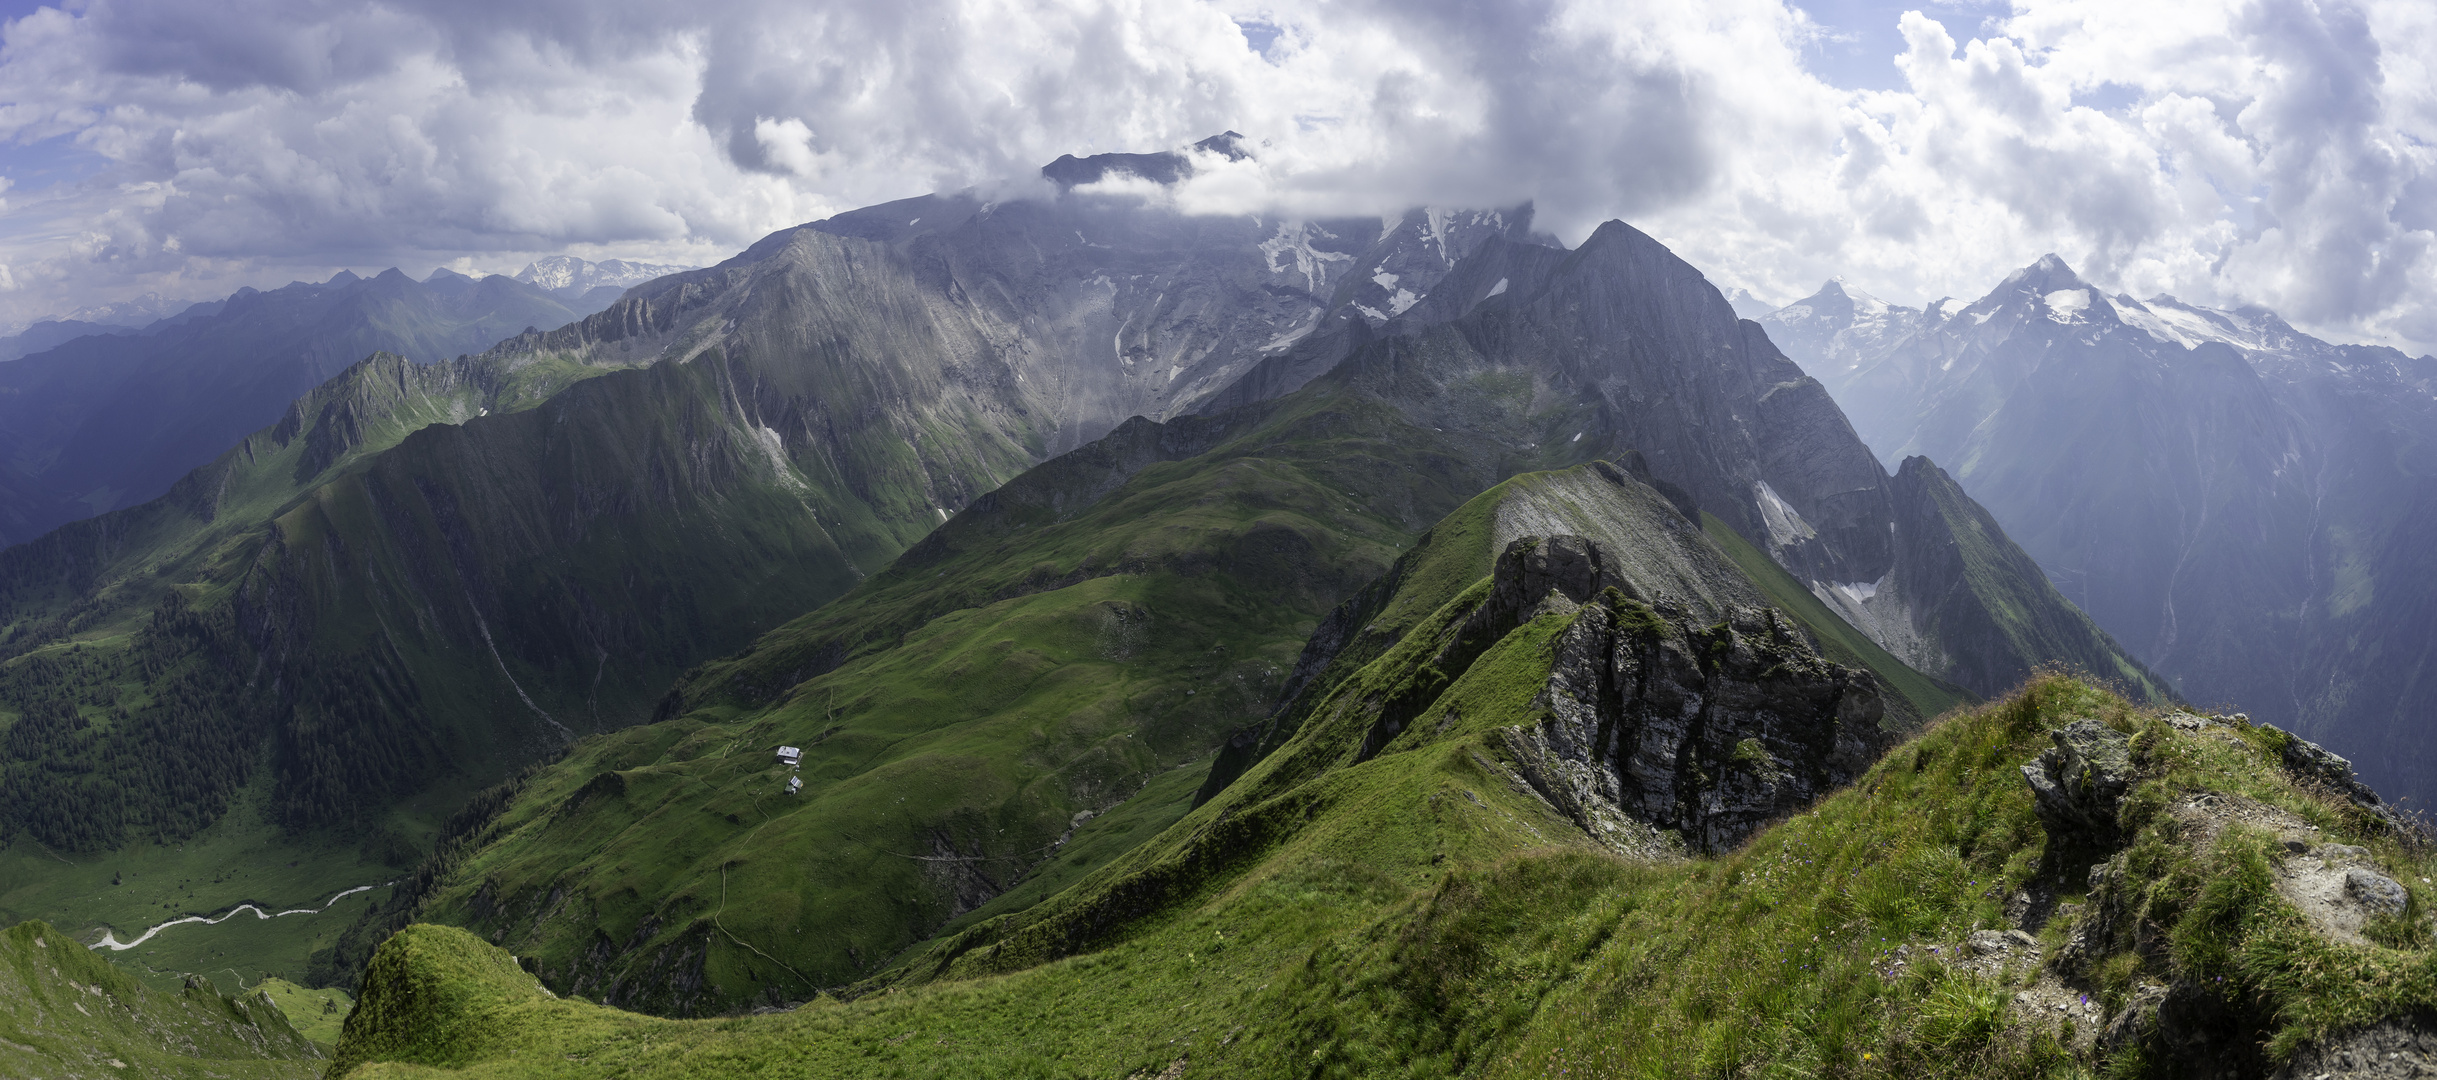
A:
<box><xmin>89</xmin><ymin>882</ymin><xmax>391</xmax><ymax>951</ymax></box>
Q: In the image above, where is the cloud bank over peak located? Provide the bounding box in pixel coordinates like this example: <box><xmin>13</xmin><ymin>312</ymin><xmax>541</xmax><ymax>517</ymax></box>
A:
<box><xmin>0</xmin><ymin>0</ymin><xmax>2430</xmax><ymax>351</ymax></box>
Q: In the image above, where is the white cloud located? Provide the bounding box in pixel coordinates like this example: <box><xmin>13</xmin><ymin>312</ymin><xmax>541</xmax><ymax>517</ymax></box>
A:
<box><xmin>0</xmin><ymin>0</ymin><xmax>2429</xmax><ymax>351</ymax></box>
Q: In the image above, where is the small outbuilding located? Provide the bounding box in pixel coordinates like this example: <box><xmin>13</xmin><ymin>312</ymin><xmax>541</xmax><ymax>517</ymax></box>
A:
<box><xmin>787</xmin><ymin>776</ymin><xmax>803</xmax><ymax>795</ymax></box>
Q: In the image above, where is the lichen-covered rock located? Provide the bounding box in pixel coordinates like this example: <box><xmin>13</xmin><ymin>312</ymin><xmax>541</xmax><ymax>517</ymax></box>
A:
<box><xmin>1492</xmin><ymin>535</ymin><xmax>1889</xmax><ymax>853</ymax></box>
<box><xmin>2021</xmin><ymin>719</ymin><xmax>2134</xmax><ymax>846</ymax></box>
<box><xmin>2346</xmin><ymin>868</ymin><xmax>2409</xmax><ymax>917</ymax></box>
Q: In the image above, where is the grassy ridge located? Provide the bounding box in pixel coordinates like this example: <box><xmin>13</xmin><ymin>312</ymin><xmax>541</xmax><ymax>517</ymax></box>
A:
<box><xmin>331</xmin><ymin>666</ymin><xmax>2437</xmax><ymax>1079</ymax></box>
<box><xmin>396</xmin><ymin>383</ymin><xmax>1552</xmax><ymax>1013</ymax></box>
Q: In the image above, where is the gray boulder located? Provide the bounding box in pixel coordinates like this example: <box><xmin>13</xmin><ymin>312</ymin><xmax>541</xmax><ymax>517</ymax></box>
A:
<box><xmin>2021</xmin><ymin>719</ymin><xmax>2134</xmax><ymax>844</ymax></box>
<box><xmin>2346</xmin><ymin>868</ymin><xmax>2409</xmax><ymax>917</ymax></box>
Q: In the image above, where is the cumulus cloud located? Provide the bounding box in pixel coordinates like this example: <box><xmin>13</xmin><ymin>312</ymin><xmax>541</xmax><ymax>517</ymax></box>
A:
<box><xmin>0</xmin><ymin>0</ymin><xmax>2430</xmax><ymax>351</ymax></box>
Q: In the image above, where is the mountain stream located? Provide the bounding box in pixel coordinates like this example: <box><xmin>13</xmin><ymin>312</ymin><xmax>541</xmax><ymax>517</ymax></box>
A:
<box><xmin>89</xmin><ymin>883</ymin><xmax>389</xmax><ymax>951</ymax></box>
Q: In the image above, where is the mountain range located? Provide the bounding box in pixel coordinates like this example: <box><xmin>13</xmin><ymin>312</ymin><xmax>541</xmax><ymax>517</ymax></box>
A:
<box><xmin>8</xmin><ymin>136</ymin><xmax>2417</xmax><ymax>1078</ymax></box>
<box><xmin>1760</xmin><ymin>260</ymin><xmax>2437</xmax><ymax>810</ymax></box>
<box><xmin>0</xmin><ymin>259</ymin><xmax>700</xmax><ymax>549</ymax></box>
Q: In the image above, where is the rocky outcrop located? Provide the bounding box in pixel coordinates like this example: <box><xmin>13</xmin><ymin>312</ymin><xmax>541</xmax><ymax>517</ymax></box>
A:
<box><xmin>1485</xmin><ymin>536</ymin><xmax>1890</xmax><ymax>853</ymax></box>
<box><xmin>2021</xmin><ymin>713</ymin><xmax>2435</xmax><ymax>1077</ymax></box>
<box><xmin>2264</xmin><ymin>723</ymin><xmax>2403</xmax><ymax>830</ymax></box>
<box><xmin>2021</xmin><ymin>719</ymin><xmax>2135</xmax><ymax>847</ymax></box>
<box><xmin>2271</xmin><ymin>1014</ymin><xmax>2437</xmax><ymax>1079</ymax></box>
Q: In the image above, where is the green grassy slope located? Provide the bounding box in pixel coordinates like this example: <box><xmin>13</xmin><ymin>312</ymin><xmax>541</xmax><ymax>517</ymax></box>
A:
<box><xmin>255</xmin><ymin>977</ymin><xmax>353</xmax><ymax>1052</ymax></box>
<box><xmin>0</xmin><ymin>920</ymin><xmax>323</xmax><ymax>1079</ymax></box>
<box><xmin>377</xmin><ymin>381</ymin><xmax>1564</xmax><ymax>1015</ymax></box>
<box><xmin>325</xmin><ymin>445</ymin><xmax>2413</xmax><ymax>1078</ymax></box>
<box><xmin>326</xmin><ymin>676</ymin><xmax>2435</xmax><ymax>1077</ymax></box>
<box><xmin>366</xmin><ymin>299</ymin><xmax>2090</xmax><ymax>1021</ymax></box>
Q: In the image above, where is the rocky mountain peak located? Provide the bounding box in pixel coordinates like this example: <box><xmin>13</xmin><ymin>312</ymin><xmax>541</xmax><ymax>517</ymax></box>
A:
<box><xmin>1040</xmin><ymin>131</ymin><xmax>1251</xmax><ymax>190</ymax></box>
<box><xmin>1992</xmin><ymin>252</ymin><xmax>2091</xmax><ymax>301</ymax></box>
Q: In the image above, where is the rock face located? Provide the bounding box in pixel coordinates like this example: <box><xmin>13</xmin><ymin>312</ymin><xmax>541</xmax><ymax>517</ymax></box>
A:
<box><xmin>2020</xmin><ymin>719</ymin><xmax>2135</xmax><ymax>846</ymax></box>
<box><xmin>1343</xmin><ymin>224</ymin><xmax>2161</xmax><ymax>704</ymax></box>
<box><xmin>1487</xmin><ymin>536</ymin><xmax>1889</xmax><ymax>853</ymax></box>
<box><xmin>2271</xmin><ymin>1015</ymin><xmax>2437</xmax><ymax>1079</ymax></box>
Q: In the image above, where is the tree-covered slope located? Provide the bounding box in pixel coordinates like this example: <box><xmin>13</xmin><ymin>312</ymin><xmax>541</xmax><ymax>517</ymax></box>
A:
<box><xmin>0</xmin><ymin>350</ymin><xmax>625</xmax><ymax>851</ymax></box>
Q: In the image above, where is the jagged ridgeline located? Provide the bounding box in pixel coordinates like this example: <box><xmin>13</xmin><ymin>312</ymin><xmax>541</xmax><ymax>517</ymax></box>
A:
<box><xmin>0</xmin><ymin>920</ymin><xmax>323</xmax><ymax>1078</ymax></box>
<box><xmin>0</xmin><ymin>172</ymin><xmax>1537</xmax><ymax>858</ymax></box>
<box><xmin>323</xmin><ymin>211</ymin><xmax>2162</xmax><ymax>1015</ymax></box>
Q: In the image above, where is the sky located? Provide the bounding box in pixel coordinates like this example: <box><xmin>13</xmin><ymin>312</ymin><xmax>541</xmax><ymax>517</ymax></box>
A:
<box><xmin>0</xmin><ymin>0</ymin><xmax>2431</xmax><ymax>352</ymax></box>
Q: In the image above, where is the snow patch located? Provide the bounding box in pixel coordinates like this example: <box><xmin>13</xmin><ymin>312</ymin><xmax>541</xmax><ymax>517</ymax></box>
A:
<box><xmin>2044</xmin><ymin>289</ymin><xmax>2092</xmax><ymax>323</ymax></box>
<box><xmin>1424</xmin><ymin>207</ymin><xmax>1453</xmax><ymax>265</ymax></box>
<box><xmin>755</xmin><ymin>425</ymin><xmax>808</xmax><ymax>492</ymax></box>
<box><xmin>1259</xmin><ymin>310</ymin><xmax>1321</xmax><ymax>352</ymax></box>
<box><xmin>1486</xmin><ymin>277</ymin><xmax>1509</xmax><ymax>298</ymax></box>
<box><xmin>1258</xmin><ymin>220</ymin><xmax>1353</xmax><ymax>293</ymax></box>
<box><xmin>1753</xmin><ymin>481</ymin><xmax>1819</xmax><ymax>548</ymax></box>
<box><xmin>2107</xmin><ymin>296</ymin><xmax>2193</xmax><ymax>346</ymax></box>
